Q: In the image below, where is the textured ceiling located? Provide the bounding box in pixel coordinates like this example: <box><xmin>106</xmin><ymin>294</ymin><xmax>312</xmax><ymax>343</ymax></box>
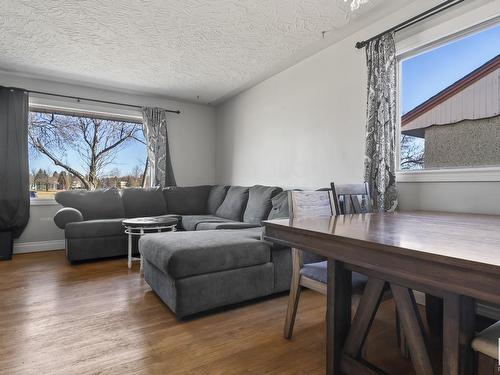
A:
<box><xmin>0</xmin><ymin>0</ymin><xmax>413</xmax><ymax>104</ymax></box>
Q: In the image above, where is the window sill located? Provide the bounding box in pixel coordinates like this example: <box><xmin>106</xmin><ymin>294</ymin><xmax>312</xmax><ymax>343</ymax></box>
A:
<box><xmin>396</xmin><ymin>166</ymin><xmax>500</xmax><ymax>183</ymax></box>
<box><xmin>30</xmin><ymin>199</ymin><xmax>59</xmax><ymax>206</ymax></box>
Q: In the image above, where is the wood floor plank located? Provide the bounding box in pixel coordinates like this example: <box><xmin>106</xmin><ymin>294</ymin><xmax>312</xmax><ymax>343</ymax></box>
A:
<box><xmin>0</xmin><ymin>251</ymin><xmax>415</xmax><ymax>374</ymax></box>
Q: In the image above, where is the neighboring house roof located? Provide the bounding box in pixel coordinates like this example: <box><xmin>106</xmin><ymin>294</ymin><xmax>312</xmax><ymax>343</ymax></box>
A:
<box><xmin>401</xmin><ymin>54</ymin><xmax>500</xmax><ymax>138</ymax></box>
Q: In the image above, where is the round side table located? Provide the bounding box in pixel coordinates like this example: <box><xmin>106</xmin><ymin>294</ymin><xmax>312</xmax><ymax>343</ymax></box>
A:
<box><xmin>122</xmin><ymin>215</ymin><xmax>178</xmax><ymax>272</ymax></box>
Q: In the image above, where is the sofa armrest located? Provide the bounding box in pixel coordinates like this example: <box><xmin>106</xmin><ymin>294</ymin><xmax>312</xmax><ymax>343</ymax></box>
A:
<box><xmin>54</xmin><ymin>207</ymin><xmax>84</xmax><ymax>229</ymax></box>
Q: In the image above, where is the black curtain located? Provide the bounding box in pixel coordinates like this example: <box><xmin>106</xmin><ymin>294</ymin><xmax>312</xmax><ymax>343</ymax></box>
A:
<box><xmin>0</xmin><ymin>87</ymin><xmax>30</xmax><ymax>238</ymax></box>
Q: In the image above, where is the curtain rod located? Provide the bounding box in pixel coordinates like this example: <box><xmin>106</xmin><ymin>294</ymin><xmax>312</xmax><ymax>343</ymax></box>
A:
<box><xmin>22</xmin><ymin>88</ymin><xmax>181</xmax><ymax>114</ymax></box>
<box><xmin>355</xmin><ymin>0</ymin><xmax>465</xmax><ymax>49</ymax></box>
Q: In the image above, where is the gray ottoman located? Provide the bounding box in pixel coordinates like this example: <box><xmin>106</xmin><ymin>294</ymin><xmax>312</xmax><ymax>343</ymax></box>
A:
<box><xmin>140</xmin><ymin>228</ymin><xmax>274</xmax><ymax>318</ymax></box>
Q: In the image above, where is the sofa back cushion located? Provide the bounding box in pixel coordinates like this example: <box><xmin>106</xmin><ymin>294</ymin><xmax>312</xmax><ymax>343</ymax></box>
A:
<box><xmin>207</xmin><ymin>185</ymin><xmax>230</xmax><ymax>214</ymax></box>
<box><xmin>215</xmin><ymin>186</ymin><xmax>249</xmax><ymax>221</ymax></box>
<box><xmin>163</xmin><ymin>185</ymin><xmax>211</xmax><ymax>215</ymax></box>
<box><xmin>121</xmin><ymin>187</ymin><xmax>167</xmax><ymax>218</ymax></box>
<box><xmin>243</xmin><ymin>185</ymin><xmax>283</xmax><ymax>224</ymax></box>
<box><xmin>267</xmin><ymin>190</ymin><xmax>290</xmax><ymax>220</ymax></box>
<box><xmin>55</xmin><ymin>188</ymin><xmax>125</xmax><ymax>221</ymax></box>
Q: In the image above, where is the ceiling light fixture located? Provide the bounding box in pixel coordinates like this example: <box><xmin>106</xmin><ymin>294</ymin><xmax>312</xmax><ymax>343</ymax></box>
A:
<box><xmin>345</xmin><ymin>0</ymin><xmax>370</xmax><ymax>11</ymax></box>
<box><xmin>322</xmin><ymin>0</ymin><xmax>371</xmax><ymax>38</ymax></box>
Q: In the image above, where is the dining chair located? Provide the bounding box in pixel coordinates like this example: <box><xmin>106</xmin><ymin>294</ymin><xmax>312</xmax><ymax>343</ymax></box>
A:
<box><xmin>471</xmin><ymin>320</ymin><xmax>500</xmax><ymax>374</ymax></box>
<box><xmin>331</xmin><ymin>182</ymin><xmax>371</xmax><ymax>214</ymax></box>
<box><xmin>284</xmin><ymin>190</ymin><xmax>369</xmax><ymax>339</ymax></box>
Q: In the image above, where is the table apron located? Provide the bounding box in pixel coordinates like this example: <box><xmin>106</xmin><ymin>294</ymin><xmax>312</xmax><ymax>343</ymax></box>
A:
<box><xmin>264</xmin><ymin>226</ymin><xmax>500</xmax><ymax>304</ymax></box>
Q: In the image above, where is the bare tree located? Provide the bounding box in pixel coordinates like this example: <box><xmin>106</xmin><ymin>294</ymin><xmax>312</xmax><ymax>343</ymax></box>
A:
<box><xmin>131</xmin><ymin>164</ymin><xmax>142</xmax><ymax>179</ymax></box>
<box><xmin>34</xmin><ymin>169</ymin><xmax>49</xmax><ymax>191</ymax></box>
<box><xmin>29</xmin><ymin>113</ymin><xmax>143</xmax><ymax>190</ymax></box>
<box><xmin>30</xmin><ymin>168</ymin><xmax>37</xmax><ymax>189</ymax></box>
<box><xmin>130</xmin><ymin>159</ymin><xmax>148</xmax><ymax>187</ymax></box>
<box><xmin>57</xmin><ymin>171</ymin><xmax>70</xmax><ymax>190</ymax></box>
<box><xmin>400</xmin><ymin>134</ymin><xmax>425</xmax><ymax>170</ymax></box>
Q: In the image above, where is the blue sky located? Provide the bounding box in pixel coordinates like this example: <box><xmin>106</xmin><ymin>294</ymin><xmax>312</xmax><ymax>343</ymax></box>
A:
<box><xmin>402</xmin><ymin>24</ymin><xmax>500</xmax><ymax>114</ymax></box>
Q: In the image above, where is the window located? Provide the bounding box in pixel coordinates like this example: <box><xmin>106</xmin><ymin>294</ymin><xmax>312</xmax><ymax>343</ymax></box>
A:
<box><xmin>28</xmin><ymin>111</ymin><xmax>147</xmax><ymax>200</ymax></box>
<box><xmin>399</xmin><ymin>24</ymin><xmax>500</xmax><ymax>171</ymax></box>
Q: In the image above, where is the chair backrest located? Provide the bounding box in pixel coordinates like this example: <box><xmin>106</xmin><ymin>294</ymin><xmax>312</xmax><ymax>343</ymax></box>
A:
<box><xmin>330</xmin><ymin>182</ymin><xmax>371</xmax><ymax>214</ymax></box>
<box><xmin>288</xmin><ymin>190</ymin><xmax>335</xmax><ymax>219</ymax></box>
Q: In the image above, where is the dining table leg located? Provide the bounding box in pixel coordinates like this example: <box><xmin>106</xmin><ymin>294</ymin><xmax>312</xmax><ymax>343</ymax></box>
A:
<box><xmin>442</xmin><ymin>293</ymin><xmax>475</xmax><ymax>375</ymax></box>
<box><xmin>391</xmin><ymin>285</ymin><xmax>433</xmax><ymax>375</ymax></box>
<box><xmin>326</xmin><ymin>259</ymin><xmax>352</xmax><ymax>375</ymax></box>
<box><xmin>426</xmin><ymin>294</ymin><xmax>443</xmax><ymax>337</ymax></box>
<box><xmin>426</xmin><ymin>294</ymin><xmax>443</xmax><ymax>373</ymax></box>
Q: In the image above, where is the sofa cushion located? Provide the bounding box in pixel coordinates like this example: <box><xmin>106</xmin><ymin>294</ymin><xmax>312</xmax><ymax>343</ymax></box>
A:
<box><xmin>139</xmin><ymin>228</ymin><xmax>270</xmax><ymax>278</ymax></box>
<box><xmin>65</xmin><ymin>218</ymin><xmax>125</xmax><ymax>239</ymax></box>
<box><xmin>195</xmin><ymin>222</ymin><xmax>260</xmax><ymax>231</ymax></box>
<box><xmin>163</xmin><ymin>185</ymin><xmax>211</xmax><ymax>215</ymax></box>
<box><xmin>121</xmin><ymin>187</ymin><xmax>167</xmax><ymax>218</ymax></box>
<box><xmin>55</xmin><ymin>188</ymin><xmax>125</xmax><ymax>220</ymax></box>
<box><xmin>243</xmin><ymin>185</ymin><xmax>282</xmax><ymax>224</ymax></box>
<box><xmin>207</xmin><ymin>185</ymin><xmax>229</xmax><ymax>214</ymax></box>
<box><xmin>267</xmin><ymin>190</ymin><xmax>290</xmax><ymax>220</ymax></box>
<box><xmin>180</xmin><ymin>215</ymin><xmax>233</xmax><ymax>231</ymax></box>
<box><xmin>216</xmin><ymin>186</ymin><xmax>249</xmax><ymax>221</ymax></box>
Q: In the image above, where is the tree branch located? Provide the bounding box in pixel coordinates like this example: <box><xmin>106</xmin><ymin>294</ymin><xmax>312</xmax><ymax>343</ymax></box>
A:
<box><xmin>95</xmin><ymin>126</ymin><xmax>139</xmax><ymax>158</ymax></box>
<box><xmin>31</xmin><ymin>135</ymin><xmax>90</xmax><ymax>190</ymax></box>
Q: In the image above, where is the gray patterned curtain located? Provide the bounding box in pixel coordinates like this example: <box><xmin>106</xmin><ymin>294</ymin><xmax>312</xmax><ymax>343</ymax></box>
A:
<box><xmin>141</xmin><ymin>107</ymin><xmax>176</xmax><ymax>187</ymax></box>
<box><xmin>0</xmin><ymin>87</ymin><xmax>30</xmax><ymax>238</ymax></box>
<box><xmin>363</xmin><ymin>32</ymin><xmax>398</xmax><ymax>212</ymax></box>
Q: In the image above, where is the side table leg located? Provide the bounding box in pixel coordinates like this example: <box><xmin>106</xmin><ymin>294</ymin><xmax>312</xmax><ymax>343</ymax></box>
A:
<box><xmin>127</xmin><ymin>229</ymin><xmax>132</xmax><ymax>269</ymax></box>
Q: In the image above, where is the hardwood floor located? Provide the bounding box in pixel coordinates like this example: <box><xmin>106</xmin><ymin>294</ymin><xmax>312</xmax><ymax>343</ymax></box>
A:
<box><xmin>0</xmin><ymin>251</ymin><xmax>415</xmax><ymax>374</ymax></box>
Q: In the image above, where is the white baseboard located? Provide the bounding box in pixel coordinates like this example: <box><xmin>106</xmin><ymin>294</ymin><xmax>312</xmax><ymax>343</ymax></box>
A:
<box><xmin>13</xmin><ymin>240</ymin><xmax>65</xmax><ymax>254</ymax></box>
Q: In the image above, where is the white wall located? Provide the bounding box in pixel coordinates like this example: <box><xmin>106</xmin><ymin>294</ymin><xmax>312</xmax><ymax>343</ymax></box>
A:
<box><xmin>398</xmin><ymin>182</ymin><xmax>500</xmax><ymax>214</ymax></box>
<box><xmin>215</xmin><ymin>0</ymin><xmax>500</xmax><ymax>214</ymax></box>
<box><xmin>215</xmin><ymin>27</ymin><xmax>366</xmax><ymax>189</ymax></box>
<box><xmin>0</xmin><ymin>73</ymin><xmax>216</xmax><ymax>251</ymax></box>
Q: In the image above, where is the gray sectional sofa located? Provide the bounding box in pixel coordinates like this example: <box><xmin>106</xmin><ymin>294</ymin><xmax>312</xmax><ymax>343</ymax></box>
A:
<box><xmin>54</xmin><ymin>185</ymin><xmax>296</xmax><ymax>318</ymax></box>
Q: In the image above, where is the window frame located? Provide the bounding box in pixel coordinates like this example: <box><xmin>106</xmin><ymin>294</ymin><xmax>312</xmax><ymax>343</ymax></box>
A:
<box><xmin>395</xmin><ymin>15</ymin><xmax>500</xmax><ymax>183</ymax></box>
<box><xmin>28</xmin><ymin>95</ymin><xmax>144</xmax><ymax>205</ymax></box>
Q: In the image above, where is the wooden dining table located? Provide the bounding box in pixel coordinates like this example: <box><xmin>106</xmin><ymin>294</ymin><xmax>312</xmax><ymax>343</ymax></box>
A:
<box><xmin>262</xmin><ymin>211</ymin><xmax>500</xmax><ymax>375</ymax></box>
